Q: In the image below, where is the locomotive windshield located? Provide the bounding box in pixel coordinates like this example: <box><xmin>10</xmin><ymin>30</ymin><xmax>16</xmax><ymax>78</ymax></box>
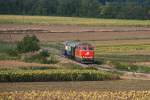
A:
<box><xmin>82</xmin><ymin>47</ymin><xmax>87</xmax><ymax>50</ymax></box>
<box><xmin>89</xmin><ymin>47</ymin><xmax>94</xmax><ymax>50</ymax></box>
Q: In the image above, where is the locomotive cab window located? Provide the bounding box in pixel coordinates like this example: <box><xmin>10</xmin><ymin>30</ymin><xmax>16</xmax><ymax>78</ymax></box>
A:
<box><xmin>82</xmin><ymin>47</ymin><xmax>87</xmax><ymax>50</ymax></box>
<box><xmin>89</xmin><ymin>47</ymin><xmax>94</xmax><ymax>50</ymax></box>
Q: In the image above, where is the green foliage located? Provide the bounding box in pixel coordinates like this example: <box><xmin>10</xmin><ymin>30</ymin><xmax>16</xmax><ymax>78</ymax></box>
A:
<box><xmin>22</xmin><ymin>52</ymin><xmax>59</xmax><ymax>64</ymax></box>
<box><xmin>0</xmin><ymin>0</ymin><xmax>149</xmax><ymax>19</ymax></box>
<box><xmin>17</xmin><ymin>35</ymin><xmax>40</xmax><ymax>53</ymax></box>
<box><xmin>6</xmin><ymin>49</ymin><xmax>18</xmax><ymax>57</ymax></box>
<box><xmin>46</xmin><ymin>54</ymin><xmax>59</xmax><ymax>64</ymax></box>
<box><xmin>0</xmin><ymin>15</ymin><xmax>149</xmax><ymax>26</ymax></box>
<box><xmin>0</xmin><ymin>69</ymin><xmax>119</xmax><ymax>82</ymax></box>
<box><xmin>39</xmin><ymin>49</ymin><xmax>49</xmax><ymax>57</ymax></box>
<box><xmin>96</xmin><ymin>54</ymin><xmax>150</xmax><ymax>63</ymax></box>
<box><xmin>113</xmin><ymin>62</ymin><xmax>150</xmax><ymax>73</ymax></box>
<box><xmin>0</xmin><ymin>42</ymin><xmax>18</xmax><ymax>60</ymax></box>
<box><xmin>95</xmin><ymin>44</ymin><xmax>150</xmax><ymax>63</ymax></box>
<box><xmin>0</xmin><ymin>53</ymin><xmax>18</xmax><ymax>60</ymax></box>
<box><xmin>0</xmin><ymin>42</ymin><xmax>16</xmax><ymax>53</ymax></box>
<box><xmin>20</xmin><ymin>66</ymin><xmax>57</xmax><ymax>70</ymax></box>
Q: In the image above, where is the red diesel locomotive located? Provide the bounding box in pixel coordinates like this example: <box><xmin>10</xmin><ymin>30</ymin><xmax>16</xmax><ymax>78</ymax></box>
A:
<box><xmin>64</xmin><ymin>41</ymin><xmax>94</xmax><ymax>63</ymax></box>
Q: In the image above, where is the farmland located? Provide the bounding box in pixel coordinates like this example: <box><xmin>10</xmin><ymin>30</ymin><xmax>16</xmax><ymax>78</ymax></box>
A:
<box><xmin>0</xmin><ymin>90</ymin><xmax>150</xmax><ymax>100</ymax></box>
<box><xmin>1</xmin><ymin>24</ymin><xmax>150</xmax><ymax>64</ymax></box>
<box><xmin>0</xmin><ymin>80</ymin><xmax>150</xmax><ymax>100</ymax></box>
<box><xmin>0</xmin><ymin>15</ymin><xmax>150</xmax><ymax>99</ymax></box>
<box><xmin>0</xmin><ymin>15</ymin><xmax>150</xmax><ymax>26</ymax></box>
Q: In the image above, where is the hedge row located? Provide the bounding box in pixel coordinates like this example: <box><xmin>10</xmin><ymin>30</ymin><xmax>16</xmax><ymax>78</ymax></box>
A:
<box><xmin>0</xmin><ymin>69</ymin><xmax>119</xmax><ymax>82</ymax></box>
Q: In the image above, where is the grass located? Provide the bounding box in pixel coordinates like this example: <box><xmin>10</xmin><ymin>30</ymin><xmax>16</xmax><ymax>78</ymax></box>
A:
<box><xmin>96</xmin><ymin>54</ymin><xmax>150</xmax><ymax>63</ymax></box>
<box><xmin>94</xmin><ymin>42</ymin><xmax>150</xmax><ymax>73</ymax></box>
<box><xmin>0</xmin><ymin>53</ymin><xmax>18</xmax><ymax>60</ymax></box>
<box><xmin>113</xmin><ymin>62</ymin><xmax>150</xmax><ymax>73</ymax></box>
<box><xmin>0</xmin><ymin>42</ymin><xmax>16</xmax><ymax>53</ymax></box>
<box><xmin>22</xmin><ymin>52</ymin><xmax>59</xmax><ymax>64</ymax></box>
<box><xmin>95</xmin><ymin>44</ymin><xmax>150</xmax><ymax>63</ymax></box>
<box><xmin>0</xmin><ymin>42</ymin><xmax>18</xmax><ymax>60</ymax></box>
<box><xmin>0</xmin><ymin>69</ymin><xmax>119</xmax><ymax>82</ymax></box>
<box><xmin>0</xmin><ymin>90</ymin><xmax>150</xmax><ymax>100</ymax></box>
<box><xmin>96</xmin><ymin>44</ymin><xmax>150</xmax><ymax>54</ymax></box>
<box><xmin>0</xmin><ymin>15</ymin><xmax>150</xmax><ymax>26</ymax></box>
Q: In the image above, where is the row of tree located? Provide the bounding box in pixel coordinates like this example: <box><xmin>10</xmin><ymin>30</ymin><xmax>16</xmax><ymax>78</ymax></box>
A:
<box><xmin>0</xmin><ymin>0</ymin><xmax>150</xmax><ymax>19</ymax></box>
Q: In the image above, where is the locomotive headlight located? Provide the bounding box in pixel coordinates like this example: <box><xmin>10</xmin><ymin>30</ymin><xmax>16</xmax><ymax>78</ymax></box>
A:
<box><xmin>85</xmin><ymin>52</ymin><xmax>90</xmax><ymax>56</ymax></box>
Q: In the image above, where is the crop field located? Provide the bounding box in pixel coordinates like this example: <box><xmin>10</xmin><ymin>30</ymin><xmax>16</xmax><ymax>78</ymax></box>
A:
<box><xmin>95</xmin><ymin>44</ymin><xmax>150</xmax><ymax>62</ymax></box>
<box><xmin>0</xmin><ymin>80</ymin><xmax>150</xmax><ymax>100</ymax></box>
<box><xmin>0</xmin><ymin>18</ymin><xmax>150</xmax><ymax>67</ymax></box>
<box><xmin>0</xmin><ymin>25</ymin><xmax>150</xmax><ymax>42</ymax></box>
<box><xmin>0</xmin><ymin>15</ymin><xmax>150</xmax><ymax>98</ymax></box>
<box><xmin>0</xmin><ymin>90</ymin><xmax>150</xmax><ymax>100</ymax></box>
<box><xmin>0</xmin><ymin>15</ymin><xmax>150</xmax><ymax>26</ymax></box>
<box><xmin>0</xmin><ymin>69</ymin><xmax>119</xmax><ymax>82</ymax></box>
<box><xmin>0</xmin><ymin>24</ymin><xmax>150</xmax><ymax>70</ymax></box>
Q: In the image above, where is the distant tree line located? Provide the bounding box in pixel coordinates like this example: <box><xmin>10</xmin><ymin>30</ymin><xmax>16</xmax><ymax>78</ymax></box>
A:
<box><xmin>0</xmin><ymin>0</ymin><xmax>150</xmax><ymax>19</ymax></box>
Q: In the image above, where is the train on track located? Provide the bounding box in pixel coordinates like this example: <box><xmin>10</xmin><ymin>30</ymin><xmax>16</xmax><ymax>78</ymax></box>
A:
<box><xmin>64</xmin><ymin>41</ymin><xmax>95</xmax><ymax>64</ymax></box>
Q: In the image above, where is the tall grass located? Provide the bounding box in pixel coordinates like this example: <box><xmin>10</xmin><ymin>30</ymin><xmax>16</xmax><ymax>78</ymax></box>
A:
<box><xmin>113</xmin><ymin>62</ymin><xmax>150</xmax><ymax>73</ymax></box>
<box><xmin>0</xmin><ymin>15</ymin><xmax>150</xmax><ymax>26</ymax></box>
<box><xmin>96</xmin><ymin>54</ymin><xmax>150</xmax><ymax>63</ymax></box>
<box><xmin>96</xmin><ymin>44</ymin><xmax>150</xmax><ymax>54</ymax></box>
<box><xmin>0</xmin><ymin>69</ymin><xmax>119</xmax><ymax>82</ymax></box>
<box><xmin>0</xmin><ymin>42</ymin><xmax>18</xmax><ymax>60</ymax></box>
<box><xmin>95</xmin><ymin>44</ymin><xmax>150</xmax><ymax>63</ymax></box>
<box><xmin>0</xmin><ymin>42</ymin><xmax>16</xmax><ymax>53</ymax></box>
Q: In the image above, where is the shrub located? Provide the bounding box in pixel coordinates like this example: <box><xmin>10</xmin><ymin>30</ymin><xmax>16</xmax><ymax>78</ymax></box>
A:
<box><xmin>39</xmin><ymin>49</ymin><xmax>49</xmax><ymax>57</ymax></box>
<box><xmin>6</xmin><ymin>49</ymin><xmax>18</xmax><ymax>57</ymax></box>
<box><xmin>17</xmin><ymin>35</ymin><xmax>40</xmax><ymax>53</ymax></box>
<box><xmin>46</xmin><ymin>54</ymin><xmax>59</xmax><ymax>64</ymax></box>
<box><xmin>22</xmin><ymin>51</ymin><xmax>59</xmax><ymax>64</ymax></box>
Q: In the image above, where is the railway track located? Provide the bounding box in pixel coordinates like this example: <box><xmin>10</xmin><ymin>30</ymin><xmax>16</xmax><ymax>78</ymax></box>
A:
<box><xmin>60</xmin><ymin>55</ymin><xmax>150</xmax><ymax>80</ymax></box>
<box><xmin>60</xmin><ymin>54</ymin><xmax>114</xmax><ymax>71</ymax></box>
<box><xmin>48</xmin><ymin>43</ymin><xmax>150</xmax><ymax>80</ymax></box>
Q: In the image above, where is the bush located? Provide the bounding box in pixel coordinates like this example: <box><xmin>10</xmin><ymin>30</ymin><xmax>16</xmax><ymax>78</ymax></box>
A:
<box><xmin>17</xmin><ymin>35</ymin><xmax>40</xmax><ymax>53</ymax></box>
<box><xmin>39</xmin><ymin>49</ymin><xmax>49</xmax><ymax>57</ymax></box>
<box><xmin>6</xmin><ymin>49</ymin><xmax>18</xmax><ymax>57</ymax></box>
<box><xmin>22</xmin><ymin>51</ymin><xmax>59</xmax><ymax>64</ymax></box>
<box><xmin>46</xmin><ymin>54</ymin><xmax>59</xmax><ymax>64</ymax></box>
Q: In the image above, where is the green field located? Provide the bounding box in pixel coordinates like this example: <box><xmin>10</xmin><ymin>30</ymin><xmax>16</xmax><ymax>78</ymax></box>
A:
<box><xmin>0</xmin><ymin>15</ymin><xmax>150</xmax><ymax>26</ymax></box>
<box><xmin>0</xmin><ymin>15</ymin><xmax>150</xmax><ymax>82</ymax></box>
<box><xmin>0</xmin><ymin>69</ymin><xmax>119</xmax><ymax>82</ymax></box>
<box><xmin>94</xmin><ymin>43</ymin><xmax>150</xmax><ymax>62</ymax></box>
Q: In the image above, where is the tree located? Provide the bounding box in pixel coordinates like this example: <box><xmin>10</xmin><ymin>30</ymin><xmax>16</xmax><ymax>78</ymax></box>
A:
<box><xmin>79</xmin><ymin>0</ymin><xmax>101</xmax><ymax>17</ymax></box>
<box><xmin>17</xmin><ymin>35</ymin><xmax>40</xmax><ymax>53</ymax></box>
<box><xmin>0</xmin><ymin>0</ymin><xmax>150</xmax><ymax>19</ymax></box>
